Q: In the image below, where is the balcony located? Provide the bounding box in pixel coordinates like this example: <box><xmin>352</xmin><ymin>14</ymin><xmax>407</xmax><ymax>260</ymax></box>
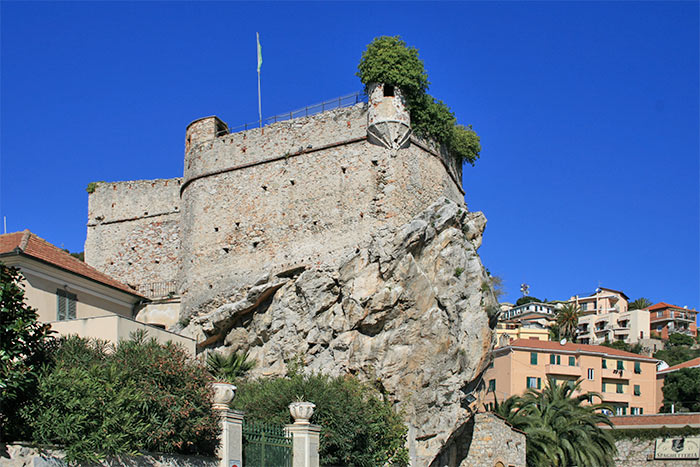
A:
<box><xmin>600</xmin><ymin>391</ymin><xmax>630</xmax><ymax>404</ymax></box>
<box><xmin>545</xmin><ymin>364</ymin><xmax>582</xmax><ymax>377</ymax></box>
<box><xmin>601</xmin><ymin>368</ymin><xmax>629</xmax><ymax>380</ymax></box>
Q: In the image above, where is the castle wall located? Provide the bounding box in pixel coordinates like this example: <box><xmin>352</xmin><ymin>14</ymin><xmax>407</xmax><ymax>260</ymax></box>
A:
<box><xmin>180</xmin><ymin>104</ymin><xmax>465</xmax><ymax>315</ymax></box>
<box><xmin>85</xmin><ymin>178</ymin><xmax>181</xmax><ymax>293</ymax></box>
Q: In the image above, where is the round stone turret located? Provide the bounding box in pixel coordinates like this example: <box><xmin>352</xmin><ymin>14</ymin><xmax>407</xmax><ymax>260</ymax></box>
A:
<box><xmin>185</xmin><ymin>116</ymin><xmax>228</xmax><ymax>154</ymax></box>
<box><xmin>367</xmin><ymin>83</ymin><xmax>411</xmax><ymax>149</ymax></box>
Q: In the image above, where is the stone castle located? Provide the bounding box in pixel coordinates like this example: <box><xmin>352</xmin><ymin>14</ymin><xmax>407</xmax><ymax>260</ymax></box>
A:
<box><xmin>86</xmin><ymin>84</ymin><xmax>464</xmax><ymax>318</ymax></box>
<box><xmin>84</xmin><ymin>84</ymin><xmax>498</xmax><ymax>466</ymax></box>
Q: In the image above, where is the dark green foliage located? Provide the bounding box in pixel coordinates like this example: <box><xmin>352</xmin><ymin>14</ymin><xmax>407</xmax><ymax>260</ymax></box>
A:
<box><xmin>70</xmin><ymin>251</ymin><xmax>84</xmax><ymax>262</ymax></box>
<box><xmin>86</xmin><ymin>182</ymin><xmax>99</xmax><ymax>193</ymax></box>
<box><xmin>515</xmin><ymin>296</ymin><xmax>543</xmax><ymax>306</ymax></box>
<box><xmin>556</xmin><ymin>303</ymin><xmax>581</xmax><ymax>343</ymax></box>
<box><xmin>356</xmin><ymin>36</ymin><xmax>481</xmax><ymax>165</ymax></box>
<box><xmin>654</xmin><ymin>345</ymin><xmax>700</xmax><ymax>366</ymax></box>
<box><xmin>601</xmin><ymin>340</ymin><xmax>643</xmax><ymax>355</ymax></box>
<box><xmin>206</xmin><ymin>350</ymin><xmax>256</xmax><ymax>382</ymax></box>
<box><xmin>668</xmin><ymin>332</ymin><xmax>695</xmax><ymax>347</ymax></box>
<box><xmin>661</xmin><ymin>368</ymin><xmax>700</xmax><ymax>413</ymax></box>
<box><xmin>233</xmin><ymin>369</ymin><xmax>408</xmax><ymax>466</ymax></box>
<box><xmin>22</xmin><ymin>332</ymin><xmax>220</xmax><ymax>462</ymax></box>
<box><xmin>492</xmin><ymin>377</ymin><xmax>616</xmax><ymax>467</ymax></box>
<box><xmin>0</xmin><ymin>264</ymin><xmax>56</xmax><ymax>441</ymax></box>
<box><xmin>356</xmin><ymin>36</ymin><xmax>428</xmax><ymax>102</ymax></box>
<box><xmin>628</xmin><ymin>297</ymin><xmax>652</xmax><ymax>310</ymax></box>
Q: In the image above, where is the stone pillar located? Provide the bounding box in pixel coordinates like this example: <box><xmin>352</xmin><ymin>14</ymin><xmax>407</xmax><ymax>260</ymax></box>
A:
<box><xmin>212</xmin><ymin>382</ymin><xmax>243</xmax><ymax>467</ymax></box>
<box><xmin>286</xmin><ymin>401</ymin><xmax>321</xmax><ymax>467</ymax></box>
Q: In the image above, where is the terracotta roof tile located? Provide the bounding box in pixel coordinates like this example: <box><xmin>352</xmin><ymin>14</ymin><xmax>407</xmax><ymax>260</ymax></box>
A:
<box><xmin>658</xmin><ymin>357</ymin><xmax>700</xmax><ymax>375</ymax></box>
<box><xmin>0</xmin><ymin>230</ymin><xmax>145</xmax><ymax>299</ymax></box>
<box><xmin>648</xmin><ymin>302</ymin><xmax>697</xmax><ymax>312</ymax></box>
<box><xmin>507</xmin><ymin>338</ymin><xmax>657</xmax><ymax>361</ymax></box>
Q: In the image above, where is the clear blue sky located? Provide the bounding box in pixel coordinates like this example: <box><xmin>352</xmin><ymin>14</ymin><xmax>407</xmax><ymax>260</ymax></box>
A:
<box><xmin>2</xmin><ymin>1</ymin><xmax>698</xmax><ymax>310</ymax></box>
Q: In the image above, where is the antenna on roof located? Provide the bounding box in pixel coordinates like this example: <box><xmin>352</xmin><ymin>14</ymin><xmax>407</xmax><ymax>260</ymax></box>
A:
<box><xmin>520</xmin><ymin>283</ymin><xmax>530</xmax><ymax>296</ymax></box>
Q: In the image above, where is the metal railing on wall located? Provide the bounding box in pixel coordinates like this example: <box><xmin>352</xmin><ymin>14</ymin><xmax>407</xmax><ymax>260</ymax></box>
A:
<box><xmin>222</xmin><ymin>91</ymin><xmax>367</xmax><ymax>135</ymax></box>
<box><xmin>137</xmin><ymin>280</ymin><xmax>178</xmax><ymax>299</ymax></box>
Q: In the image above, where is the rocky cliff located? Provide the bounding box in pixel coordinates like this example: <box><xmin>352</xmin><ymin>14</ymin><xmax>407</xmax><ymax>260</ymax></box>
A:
<box><xmin>181</xmin><ymin>197</ymin><xmax>497</xmax><ymax>465</ymax></box>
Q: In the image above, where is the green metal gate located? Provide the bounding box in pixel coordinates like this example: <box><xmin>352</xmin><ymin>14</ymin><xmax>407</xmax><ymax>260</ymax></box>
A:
<box><xmin>242</xmin><ymin>420</ymin><xmax>292</xmax><ymax>467</ymax></box>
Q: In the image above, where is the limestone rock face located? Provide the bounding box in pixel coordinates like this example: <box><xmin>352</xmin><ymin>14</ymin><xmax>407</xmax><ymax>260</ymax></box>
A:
<box><xmin>182</xmin><ymin>197</ymin><xmax>496</xmax><ymax>465</ymax></box>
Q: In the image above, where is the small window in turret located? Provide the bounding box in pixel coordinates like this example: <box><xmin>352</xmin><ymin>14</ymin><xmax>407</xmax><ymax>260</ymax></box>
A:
<box><xmin>384</xmin><ymin>85</ymin><xmax>395</xmax><ymax>97</ymax></box>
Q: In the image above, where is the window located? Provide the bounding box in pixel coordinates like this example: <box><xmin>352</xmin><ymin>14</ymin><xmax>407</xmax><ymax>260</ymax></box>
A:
<box><xmin>634</xmin><ymin>362</ymin><xmax>641</xmax><ymax>374</ymax></box>
<box><xmin>602</xmin><ymin>359</ymin><xmax>607</xmax><ymax>369</ymax></box>
<box><xmin>616</xmin><ymin>383</ymin><xmax>624</xmax><ymax>394</ymax></box>
<box><xmin>617</xmin><ymin>360</ymin><xmax>624</xmax><ymax>370</ymax></box>
<box><xmin>569</xmin><ymin>356</ymin><xmax>576</xmax><ymax>366</ymax></box>
<box><xmin>581</xmin><ymin>303</ymin><xmax>588</xmax><ymax>311</ymax></box>
<box><xmin>631</xmin><ymin>407</ymin><xmax>639</xmax><ymax>415</ymax></box>
<box><xmin>488</xmin><ymin>379</ymin><xmax>496</xmax><ymax>392</ymax></box>
<box><xmin>640</xmin><ymin>408</ymin><xmax>643</xmax><ymax>414</ymax></box>
<box><xmin>602</xmin><ymin>382</ymin><xmax>607</xmax><ymax>392</ymax></box>
<box><xmin>656</xmin><ymin>311</ymin><xmax>662</xmax><ymax>318</ymax></box>
<box><xmin>527</xmin><ymin>377</ymin><xmax>541</xmax><ymax>389</ymax></box>
<box><xmin>56</xmin><ymin>289</ymin><xmax>77</xmax><ymax>320</ymax></box>
<box><xmin>587</xmin><ymin>368</ymin><xmax>594</xmax><ymax>380</ymax></box>
<box><xmin>550</xmin><ymin>354</ymin><xmax>561</xmax><ymax>365</ymax></box>
<box><xmin>633</xmin><ymin>385</ymin><xmax>640</xmax><ymax>396</ymax></box>
<box><xmin>615</xmin><ymin>406</ymin><xmax>627</xmax><ymax>416</ymax></box>
<box><xmin>531</xmin><ymin>352</ymin><xmax>538</xmax><ymax>365</ymax></box>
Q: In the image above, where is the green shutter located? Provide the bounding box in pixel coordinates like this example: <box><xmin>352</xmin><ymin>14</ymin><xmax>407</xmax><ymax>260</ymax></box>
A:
<box><xmin>640</xmin><ymin>408</ymin><xmax>643</xmax><ymax>414</ymax></box>
<box><xmin>550</xmin><ymin>354</ymin><xmax>556</xmax><ymax>364</ymax></box>
<box><xmin>634</xmin><ymin>385</ymin><xmax>640</xmax><ymax>396</ymax></box>
<box><xmin>67</xmin><ymin>292</ymin><xmax>77</xmax><ymax>319</ymax></box>
<box><xmin>602</xmin><ymin>359</ymin><xmax>607</xmax><ymax>369</ymax></box>
<box><xmin>634</xmin><ymin>362</ymin><xmax>641</xmax><ymax>374</ymax></box>
<box><xmin>569</xmin><ymin>356</ymin><xmax>575</xmax><ymax>366</ymax></box>
<box><xmin>617</xmin><ymin>383</ymin><xmax>623</xmax><ymax>394</ymax></box>
<box><xmin>537</xmin><ymin>377</ymin><xmax>541</xmax><ymax>389</ymax></box>
<box><xmin>531</xmin><ymin>352</ymin><xmax>538</xmax><ymax>365</ymax></box>
<box><xmin>602</xmin><ymin>382</ymin><xmax>606</xmax><ymax>392</ymax></box>
<box><xmin>617</xmin><ymin>360</ymin><xmax>624</xmax><ymax>370</ymax></box>
<box><xmin>56</xmin><ymin>290</ymin><xmax>66</xmax><ymax>320</ymax></box>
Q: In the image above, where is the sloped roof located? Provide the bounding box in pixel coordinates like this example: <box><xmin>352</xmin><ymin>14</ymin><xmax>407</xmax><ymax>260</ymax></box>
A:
<box><xmin>658</xmin><ymin>357</ymin><xmax>700</xmax><ymax>375</ymax></box>
<box><xmin>506</xmin><ymin>338</ymin><xmax>657</xmax><ymax>361</ymax></box>
<box><xmin>648</xmin><ymin>302</ymin><xmax>697</xmax><ymax>313</ymax></box>
<box><xmin>0</xmin><ymin>230</ymin><xmax>145</xmax><ymax>299</ymax></box>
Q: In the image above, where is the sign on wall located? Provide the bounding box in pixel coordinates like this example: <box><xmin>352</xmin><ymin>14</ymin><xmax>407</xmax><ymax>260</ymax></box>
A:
<box><xmin>654</xmin><ymin>436</ymin><xmax>700</xmax><ymax>460</ymax></box>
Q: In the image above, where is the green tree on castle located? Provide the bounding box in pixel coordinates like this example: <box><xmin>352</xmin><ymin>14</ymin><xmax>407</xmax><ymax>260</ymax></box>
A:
<box><xmin>357</xmin><ymin>36</ymin><xmax>481</xmax><ymax>165</ymax></box>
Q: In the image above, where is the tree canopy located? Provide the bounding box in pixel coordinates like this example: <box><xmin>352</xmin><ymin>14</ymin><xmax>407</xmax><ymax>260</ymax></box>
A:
<box><xmin>493</xmin><ymin>377</ymin><xmax>616</xmax><ymax>467</ymax></box>
<box><xmin>628</xmin><ymin>297</ymin><xmax>652</xmax><ymax>310</ymax></box>
<box><xmin>357</xmin><ymin>36</ymin><xmax>481</xmax><ymax>165</ymax></box>
<box><xmin>661</xmin><ymin>368</ymin><xmax>700</xmax><ymax>413</ymax></box>
<box><xmin>515</xmin><ymin>296</ymin><xmax>544</xmax><ymax>306</ymax></box>
<box><xmin>556</xmin><ymin>303</ymin><xmax>581</xmax><ymax>343</ymax></box>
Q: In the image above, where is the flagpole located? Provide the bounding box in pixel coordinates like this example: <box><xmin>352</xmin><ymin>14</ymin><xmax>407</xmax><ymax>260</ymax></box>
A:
<box><xmin>258</xmin><ymin>69</ymin><xmax>262</xmax><ymax>128</ymax></box>
<box><xmin>257</xmin><ymin>32</ymin><xmax>262</xmax><ymax>128</ymax></box>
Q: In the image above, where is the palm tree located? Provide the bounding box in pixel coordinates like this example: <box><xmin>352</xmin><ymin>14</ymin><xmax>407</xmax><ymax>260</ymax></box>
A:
<box><xmin>206</xmin><ymin>350</ymin><xmax>256</xmax><ymax>382</ymax></box>
<box><xmin>556</xmin><ymin>303</ymin><xmax>581</xmax><ymax>342</ymax></box>
<box><xmin>493</xmin><ymin>377</ymin><xmax>616</xmax><ymax>467</ymax></box>
<box><xmin>628</xmin><ymin>297</ymin><xmax>652</xmax><ymax>310</ymax></box>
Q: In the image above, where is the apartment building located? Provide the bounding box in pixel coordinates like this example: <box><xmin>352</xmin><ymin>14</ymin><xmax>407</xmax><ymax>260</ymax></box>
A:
<box><xmin>482</xmin><ymin>339</ymin><xmax>659</xmax><ymax>416</ymax></box>
<box><xmin>648</xmin><ymin>302</ymin><xmax>698</xmax><ymax>339</ymax></box>
<box><xmin>577</xmin><ymin>309</ymin><xmax>650</xmax><ymax>345</ymax></box>
<box><xmin>571</xmin><ymin>287</ymin><xmax>629</xmax><ymax>316</ymax></box>
<box><xmin>496</xmin><ymin>301</ymin><xmax>556</xmax><ymax>347</ymax></box>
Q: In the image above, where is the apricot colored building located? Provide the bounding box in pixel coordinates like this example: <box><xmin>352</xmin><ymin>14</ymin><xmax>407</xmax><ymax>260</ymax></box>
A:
<box><xmin>483</xmin><ymin>339</ymin><xmax>659</xmax><ymax>416</ymax></box>
<box><xmin>648</xmin><ymin>302</ymin><xmax>698</xmax><ymax>339</ymax></box>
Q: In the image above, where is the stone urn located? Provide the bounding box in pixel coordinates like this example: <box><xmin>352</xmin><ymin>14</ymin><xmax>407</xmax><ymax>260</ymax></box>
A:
<box><xmin>211</xmin><ymin>382</ymin><xmax>236</xmax><ymax>410</ymax></box>
<box><xmin>289</xmin><ymin>401</ymin><xmax>315</xmax><ymax>424</ymax></box>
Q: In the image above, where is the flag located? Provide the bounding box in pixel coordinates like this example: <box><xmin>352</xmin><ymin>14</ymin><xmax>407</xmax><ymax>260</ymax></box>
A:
<box><xmin>257</xmin><ymin>32</ymin><xmax>262</xmax><ymax>73</ymax></box>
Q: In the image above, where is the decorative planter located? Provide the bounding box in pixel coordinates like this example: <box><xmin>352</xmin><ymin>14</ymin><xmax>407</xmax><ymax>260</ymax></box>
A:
<box><xmin>289</xmin><ymin>401</ymin><xmax>315</xmax><ymax>424</ymax></box>
<box><xmin>211</xmin><ymin>382</ymin><xmax>236</xmax><ymax>410</ymax></box>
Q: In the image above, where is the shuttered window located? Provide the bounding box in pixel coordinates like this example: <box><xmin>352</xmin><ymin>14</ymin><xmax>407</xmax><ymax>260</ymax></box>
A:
<box><xmin>56</xmin><ymin>289</ymin><xmax>77</xmax><ymax>320</ymax></box>
<box><xmin>634</xmin><ymin>362</ymin><xmax>641</xmax><ymax>374</ymax></box>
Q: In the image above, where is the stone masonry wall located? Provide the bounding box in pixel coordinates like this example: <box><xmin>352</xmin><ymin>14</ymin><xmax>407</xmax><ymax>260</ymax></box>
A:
<box><xmin>614</xmin><ymin>438</ymin><xmax>700</xmax><ymax>467</ymax></box>
<box><xmin>179</xmin><ymin>103</ymin><xmax>465</xmax><ymax>316</ymax></box>
<box><xmin>85</xmin><ymin>178</ymin><xmax>181</xmax><ymax>293</ymax></box>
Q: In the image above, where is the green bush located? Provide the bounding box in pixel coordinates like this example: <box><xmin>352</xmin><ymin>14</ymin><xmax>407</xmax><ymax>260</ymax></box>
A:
<box><xmin>1</xmin><ymin>263</ymin><xmax>56</xmax><ymax>441</ymax></box>
<box><xmin>22</xmin><ymin>333</ymin><xmax>220</xmax><ymax>462</ymax></box>
<box><xmin>233</xmin><ymin>368</ymin><xmax>408</xmax><ymax>466</ymax></box>
<box><xmin>357</xmin><ymin>36</ymin><xmax>481</xmax><ymax>166</ymax></box>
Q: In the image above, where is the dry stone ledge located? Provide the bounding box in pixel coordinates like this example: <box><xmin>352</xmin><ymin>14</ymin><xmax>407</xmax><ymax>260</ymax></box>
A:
<box><xmin>182</xmin><ymin>197</ymin><xmax>496</xmax><ymax>465</ymax></box>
